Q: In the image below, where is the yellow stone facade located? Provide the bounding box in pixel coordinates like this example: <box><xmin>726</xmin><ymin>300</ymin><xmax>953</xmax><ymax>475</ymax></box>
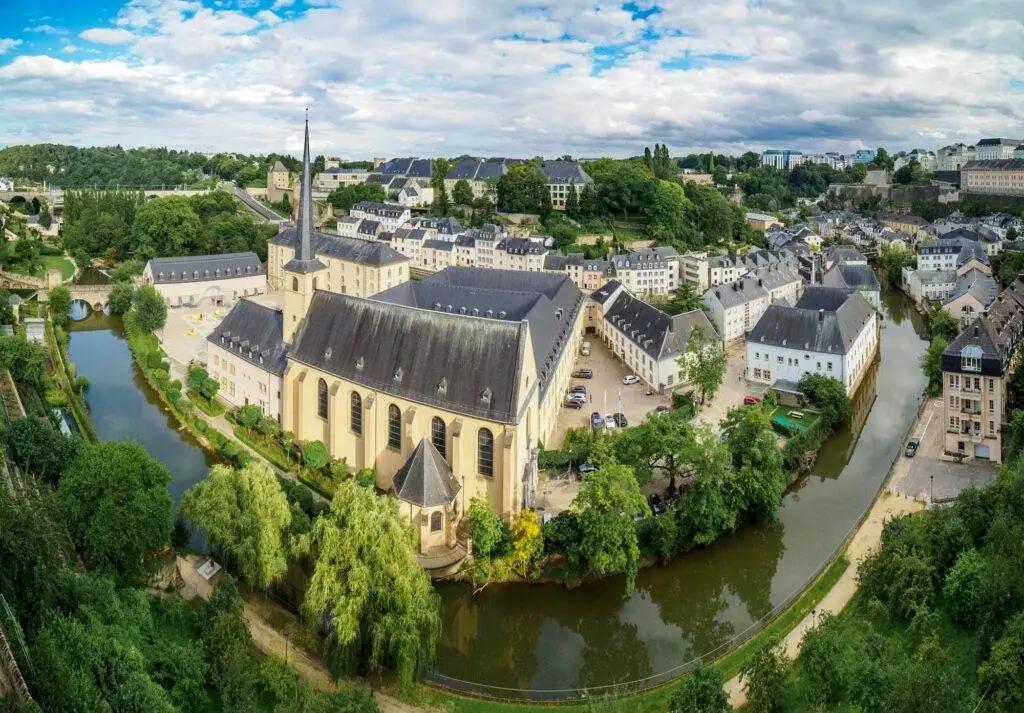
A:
<box><xmin>268</xmin><ymin>240</ymin><xmax>409</xmax><ymax>296</ymax></box>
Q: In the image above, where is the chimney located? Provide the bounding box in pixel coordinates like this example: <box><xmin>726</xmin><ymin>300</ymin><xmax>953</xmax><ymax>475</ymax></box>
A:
<box><xmin>819</xmin><ymin>308</ymin><xmax>825</xmax><ymax>321</ymax></box>
<box><xmin>758</xmin><ymin>278</ymin><xmax>763</xmax><ymax>287</ymax></box>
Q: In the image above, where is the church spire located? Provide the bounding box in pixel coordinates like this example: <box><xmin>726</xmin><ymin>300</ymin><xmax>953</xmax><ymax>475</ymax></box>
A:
<box><xmin>283</xmin><ymin>110</ymin><xmax>325</xmax><ymax>275</ymax></box>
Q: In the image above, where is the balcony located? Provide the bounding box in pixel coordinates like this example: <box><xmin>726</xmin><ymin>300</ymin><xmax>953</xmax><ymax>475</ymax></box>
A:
<box><xmin>961</xmin><ymin>405</ymin><xmax>981</xmax><ymax>415</ymax></box>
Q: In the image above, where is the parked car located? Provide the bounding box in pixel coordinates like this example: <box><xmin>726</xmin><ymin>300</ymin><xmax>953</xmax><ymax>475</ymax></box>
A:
<box><xmin>572</xmin><ymin>369</ymin><xmax>594</xmax><ymax>379</ymax></box>
<box><xmin>905</xmin><ymin>437</ymin><xmax>920</xmax><ymax>458</ymax></box>
<box><xmin>580</xmin><ymin>341</ymin><xmax>592</xmax><ymax>356</ymax></box>
<box><xmin>591</xmin><ymin>411</ymin><xmax>604</xmax><ymax>429</ymax></box>
<box><xmin>568</xmin><ymin>385</ymin><xmax>587</xmax><ymax>396</ymax></box>
<box><xmin>743</xmin><ymin>395</ymin><xmax>761</xmax><ymax>406</ymax></box>
<box><xmin>603</xmin><ymin>413</ymin><xmax>617</xmax><ymax>430</ymax></box>
<box><xmin>622</xmin><ymin>374</ymin><xmax>640</xmax><ymax>385</ymax></box>
<box><xmin>579</xmin><ymin>463</ymin><xmax>598</xmax><ymax>474</ymax></box>
<box><xmin>563</xmin><ymin>396</ymin><xmax>585</xmax><ymax>409</ymax></box>
<box><xmin>613</xmin><ymin>412</ymin><xmax>628</xmax><ymax>428</ymax></box>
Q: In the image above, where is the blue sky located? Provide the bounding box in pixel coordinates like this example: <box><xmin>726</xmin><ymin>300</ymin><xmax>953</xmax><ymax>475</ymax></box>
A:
<box><xmin>0</xmin><ymin>0</ymin><xmax>1022</xmax><ymax>157</ymax></box>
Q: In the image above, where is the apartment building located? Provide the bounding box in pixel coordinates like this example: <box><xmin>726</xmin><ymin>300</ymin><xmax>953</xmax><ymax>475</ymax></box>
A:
<box><xmin>349</xmin><ymin>201</ymin><xmax>411</xmax><ymax>232</ymax></box>
<box><xmin>760</xmin><ymin>150</ymin><xmax>804</xmax><ymax>170</ymax></box>
<box><xmin>540</xmin><ymin>160</ymin><xmax>594</xmax><ymax>210</ymax></box>
<box><xmin>444</xmin><ymin>158</ymin><xmax>511</xmax><ymax>198</ymax></box>
<box><xmin>680</xmin><ymin>252</ymin><xmax>710</xmax><ymax>290</ymax></box>
<box><xmin>314</xmin><ymin>167</ymin><xmax>368</xmax><ymax>191</ymax></box>
<box><xmin>702</xmin><ymin>278</ymin><xmax>770</xmax><ymax>342</ymax></box>
<box><xmin>942</xmin><ymin>279</ymin><xmax>1024</xmax><ymax>462</ymax></box>
<box><xmin>961</xmin><ymin>160</ymin><xmax>1024</xmax><ymax>197</ymax></box>
<box><xmin>937</xmin><ymin>144</ymin><xmax>976</xmax><ymax>172</ymax></box>
<box><xmin>494</xmin><ymin>237</ymin><xmax>549</xmax><ymax>272</ymax></box>
<box><xmin>610</xmin><ymin>247</ymin><xmax>680</xmax><ymax>295</ymax></box>
<box><xmin>975</xmin><ymin>139</ymin><xmax>1024</xmax><ymax>161</ymax></box>
<box><xmin>207</xmin><ymin>299</ymin><xmax>286</xmax><ymax>417</ymax></box>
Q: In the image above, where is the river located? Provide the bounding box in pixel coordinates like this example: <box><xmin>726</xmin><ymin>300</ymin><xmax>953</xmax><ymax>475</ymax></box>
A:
<box><xmin>63</xmin><ymin>281</ymin><xmax>928</xmax><ymax>699</ymax></box>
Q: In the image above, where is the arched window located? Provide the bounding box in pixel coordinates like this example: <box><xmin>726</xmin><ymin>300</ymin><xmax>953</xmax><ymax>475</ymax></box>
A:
<box><xmin>387</xmin><ymin>405</ymin><xmax>401</xmax><ymax>450</ymax></box>
<box><xmin>431</xmin><ymin>417</ymin><xmax>446</xmax><ymax>460</ymax></box>
<box><xmin>350</xmin><ymin>392</ymin><xmax>362</xmax><ymax>435</ymax></box>
<box><xmin>317</xmin><ymin>378</ymin><xmax>328</xmax><ymax>420</ymax></box>
<box><xmin>292</xmin><ymin>277</ymin><xmax>299</xmax><ymax>292</ymax></box>
<box><xmin>477</xmin><ymin>428</ymin><xmax>494</xmax><ymax>478</ymax></box>
<box><xmin>430</xmin><ymin>511</ymin><xmax>443</xmax><ymax>532</ymax></box>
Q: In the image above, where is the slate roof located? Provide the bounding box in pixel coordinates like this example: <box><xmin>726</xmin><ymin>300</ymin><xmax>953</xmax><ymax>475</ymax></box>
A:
<box><xmin>371</xmin><ymin>268</ymin><xmax>583</xmax><ymax>403</ymax></box>
<box><xmin>271</xmin><ymin>227</ymin><xmax>409</xmax><ymax>266</ymax></box>
<box><xmin>271</xmin><ymin>160</ymin><xmax>287</xmax><ymax>172</ymax></box>
<box><xmin>751</xmin><ymin>264</ymin><xmax>802</xmax><ymax>294</ymax></box>
<box><xmin>291</xmin><ymin>290</ymin><xmax>527</xmax><ymax>422</ymax></box>
<box><xmin>351</xmin><ymin>200</ymin><xmax>407</xmax><ymax>219</ymax></box>
<box><xmin>706</xmin><ymin>278</ymin><xmax>768</xmax><ymax>309</ymax></box>
<box><xmin>963</xmin><ymin>159</ymin><xmax>1024</xmax><ymax>171</ymax></box>
<box><xmin>357</xmin><ymin>220</ymin><xmax>381</xmax><ymax>236</ymax></box>
<box><xmin>916</xmin><ymin>269</ymin><xmax>957</xmax><ymax>285</ymax></box>
<box><xmin>208</xmin><ymin>299</ymin><xmax>287</xmax><ymax>375</ymax></box>
<box><xmin>947</xmin><ymin>269</ymin><xmax>998</xmax><ymax>308</ymax></box>
<box><xmin>423</xmin><ymin>239</ymin><xmax>455</xmax><ymax>252</ymax></box>
<box><xmin>822</xmin><ymin>264</ymin><xmax>880</xmax><ymax>292</ymax></box>
<box><xmin>610</xmin><ymin>247</ymin><xmax>679</xmax><ymax>270</ymax></box>
<box><xmin>540</xmin><ymin>160</ymin><xmax>593</xmax><ymax>184</ymax></box>
<box><xmin>591</xmin><ymin>280</ymin><xmax>624</xmax><ymax>305</ymax></box>
<box><xmin>747</xmin><ymin>286</ymin><xmax>874</xmax><ymax>355</ymax></box>
<box><xmin>604</xmin><ymin>289</ymin><xmax>720</xmax><ymax>360</ymax></box>
<box><xmin>958</xmin><ymin>239</ymin><xmax>989</xmax><ymax>266</ymax></box>
<box><xmin>498</xmin><ymin>237</ymin><xmax>547</xmax><ymax>255</ymax></box>
<box><xmin>147</xmin><ymin>252</ymin><xmax>264</xmax><ymax>284</ymax></box>
<box><xmin>392</xmin><ymin>439</ymin><xmax>461</xmax><ymax>508</ymax></box>
<box><xmin>826</xmin><ymin>245</ymin><xmax>867</xmax><ymax>265</ymax></box>
<box><xmin>543</xmin><ymin>254</ymin><xmax>568</xmax><ymax>271</ymax></box>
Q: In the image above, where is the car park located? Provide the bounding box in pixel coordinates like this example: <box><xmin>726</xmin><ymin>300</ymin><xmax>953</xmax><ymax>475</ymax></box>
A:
<box><xmin>603</xmin><ymin>413</ymin><xmax>617</xmax><ymax>430</ymax></box>
<box><xmin>572</xmin><ymin>369</ymin><xmax>594</xmax><ymax>379</ymax></box>
<box><xmin>622</xmin><ymin>374</ymin><xmax>640</xmax><ymax>385</ymax></box>
<box><xmin>905</xmin><ymin>437</ymin><xmax>920</xmax><ymax>458</ymax></box>
<box><xmin>613</xmin><ymin>412</ymin><xmax>628</xmax><ymax>428</ymax></box>
<box><xmin>563</xmin><ymin>396</ymin><xmax>585</xmax><ymax>409</ymax></box>
<box><xmin>591</xmin><ymin>412</ymin><xmax>604</xmax><ymax>429</ymax></box>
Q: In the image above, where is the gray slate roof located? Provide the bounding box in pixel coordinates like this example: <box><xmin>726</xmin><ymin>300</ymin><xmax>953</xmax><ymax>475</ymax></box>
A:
<box><xmin>948</xmin><ymin>269</ymin><xmax>998</xmax><ymax>308</ymax></box>
<box><xmin>147</xmin><ymin>252</ymin><xmax>264</xmax><ymax>284</ymax></box>
<box><xmin>423</xmin><ymin>239</ymin><xmax>455</xmax><ymax>252</ymax></box>
<box><xmin>747</xmin><ymin>286</ymin><xmax>874</xmax><ymax>355</ymax></box>
<box><xmin>707</xmin><ymin>278</ymin><xmax>768</xmax><ymax>308</ymax></box>
<box><xmin>540</xmin><ymin>160</ymin><xmax>593</xmax><ymax>184</ymax></box>
<box><xmin>393</xmin><ymin>439</ymin><xmax>461</xmax><ymax>507</ymax></box>
<box><xmin>208</xmin><ymin>299</ymin><xmax>287</xmax><ymax>375</ymax></box>
<box><xmin>604</xmin><ymin>289</ymin><xmax>720</xmax><ymax>360</ymax></box>
<box><xmin>271</xmin><ymin>227</ymin><xmax>409</xmax><ymax>267</ymax></box>
<box><xmin>822</xmin><ymin>264</ymin><xmax>880</xmax><ymax>292</ymax></box>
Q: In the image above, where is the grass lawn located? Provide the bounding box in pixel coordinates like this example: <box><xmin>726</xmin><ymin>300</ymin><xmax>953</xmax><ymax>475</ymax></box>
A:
<box><xmin>399</xmin><ymin>555</ymin><xmax>851</xmax><ymax>712</ymax></box>
<box><xmin>10</xmin><ymin>255</ymin><xmax>76</xmax><ymax>280</ymax></box>
<box><xmin>771</xmin><ymin>405</ymin><xmax>821</xmax><ymax>435</ymax></box>
<box><xmin>188</xmin><ymin>389</ymin><xmax>226</xmax><ymax>417</ymax></box>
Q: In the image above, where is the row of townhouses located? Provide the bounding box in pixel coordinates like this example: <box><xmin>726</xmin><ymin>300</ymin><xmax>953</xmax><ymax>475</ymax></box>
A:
<box><xmin>903</xmin><ymin>231</ymin><xmax>998</xmax><ymax>325</ymax></box>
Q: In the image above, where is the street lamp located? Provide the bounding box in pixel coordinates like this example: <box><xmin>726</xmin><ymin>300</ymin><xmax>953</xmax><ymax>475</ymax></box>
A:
<box><xmin>930</xmin><ymin>474</ymin><xmax>934</xmax><ymax>504</ymax></box>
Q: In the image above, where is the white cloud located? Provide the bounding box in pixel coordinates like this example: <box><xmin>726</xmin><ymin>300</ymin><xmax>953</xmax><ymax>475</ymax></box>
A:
<box><xmin>24</xmin><ymin>24</ymin><xmax>66</xmax><ymax>35</ymax></box>
<box><xmin>1</xmin><ymin>0</ymin><xmax>1022</xmax><ymax>156</ymax></box>
<box><xmin>0</xmin><ymin>39</ymin><xmax>22</xmax><ymax>54</ymax></box>
<box><xmin>80</xmin><ymin>28</ymin><xmax>137</xmax><ymax>44</ymax></box>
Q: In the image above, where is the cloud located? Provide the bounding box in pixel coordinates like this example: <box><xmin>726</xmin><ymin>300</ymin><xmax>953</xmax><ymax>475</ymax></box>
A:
<box><xmin>0</xmin><ymin>39</ymin><xmax>22</xmax><ymax>54</ymax></box>
<box><xmin>1</xmin><ymin>0</ymin><xmax>1022</xmax><ymax>156</ymax></box>
<box><xmin>24</xmin><ymin>24</ymin><xmax>67</xmax><ymax>35</ymax></box>
<box><xmin>80</xmin><ymin>28</ymin><xmax>137</xmax><ymax>44</ymax></box>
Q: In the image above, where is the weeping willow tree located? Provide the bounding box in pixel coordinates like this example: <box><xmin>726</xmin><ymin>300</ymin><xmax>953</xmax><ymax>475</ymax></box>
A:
<box><xmin>181</xmin><ymin>462</ymin><xmax>292</xmax><ymax>589</ymax></box>
<box><xmin>297</xmin><ymin>481</ymin><xmax>441</xmax><ymax>685</ymax></box>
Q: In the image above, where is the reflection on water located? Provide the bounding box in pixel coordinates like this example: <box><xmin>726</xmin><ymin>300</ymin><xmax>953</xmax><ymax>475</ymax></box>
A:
<box><xmin>433</xmin><ymin>283</ymin><xmax>930</xmax><ymax>693</ymax></box>
<box><xmin>75</xmin><ymin>266</ymin><xmax>111</xmax><ymax>285</ymax></box>
<box><xmin>67</xmin><ymin>312</ymin><xmax>216</xmax><ymax>539</ymax></box>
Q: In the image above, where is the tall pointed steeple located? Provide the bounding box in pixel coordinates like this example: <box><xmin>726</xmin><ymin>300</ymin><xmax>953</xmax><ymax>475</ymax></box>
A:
<box><xmin>284</xmin><ymin>110</ymin><xmax>325</xmax><ymax>274</ymax></box>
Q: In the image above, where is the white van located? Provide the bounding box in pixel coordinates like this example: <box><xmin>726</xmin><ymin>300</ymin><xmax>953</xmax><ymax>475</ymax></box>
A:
<box><xmin>580</xmin><ymin>341</ymin><xmax>592</xmax><ymax>356</ymax></box>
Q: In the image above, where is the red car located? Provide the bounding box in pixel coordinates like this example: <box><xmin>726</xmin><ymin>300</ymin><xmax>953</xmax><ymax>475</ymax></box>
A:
<box><xmin>743</xmin><ymin>395</ymin><xmax>761</xmax><ymax>406</ymax></box>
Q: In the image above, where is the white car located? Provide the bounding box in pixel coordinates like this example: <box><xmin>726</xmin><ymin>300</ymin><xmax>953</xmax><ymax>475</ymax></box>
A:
<box><xmin>603</xmin><ymin>413</ymin><xmax>617</xmax><ymax>430</ymax></box>
<box><xmin>622</xmin><ymin>375</ymin><xmax>640</xmax><ymax>385</ymax></box>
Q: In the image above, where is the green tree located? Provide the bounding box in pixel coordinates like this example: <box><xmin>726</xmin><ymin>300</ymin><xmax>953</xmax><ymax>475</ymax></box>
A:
<box><xmin>978</xmin><ymin>612</ymin><xmax>1024</xmax><ymax>711</ymax></box>
<box><xmin>297</xmin><ymin>481</ymin><xmax>441</xmax><ymax>685</ymax></box>
<box><xmin>133</xmin><ymin>284</ymin><xmax>167</xmax><ymax>332</ymax></box>
<box><xmin>326</xmin><ymin>182</ymin><xmax>386</xmax><ymax>212</ymax></box>
<box><xmin>496</xmin><ymin>163</ymin><xmax>550</xmax><ymax>214</ymax></box>
<box><xmin>646</xmin><ymin>179</ymin><xmax>694</xmax><ymax>245</ymax></box>
<box><xmin>920</xmin><ymin>336</ymin><xmax>948</xmax><ymax>396</ymax></box>
<box><xmin>182</xmin><ymin>463</ymin><xmax>292</xmax><ymax>588</ymax></box>
<box><xmin>108</xmin><ymin>258</ymin><xmax>144</xmax><ymax>283</ymax></box>
<box><xmin>894</xmin><ymin>158</ymin><xmax>930</xmax><ymax>185</ymax></box>
<box><xmin>579</xmin><ymin>183</ymin><xmax>599</xmax><ymax>218</ymax></box>
<box><xmin>131</xmin><ymin>195</ymin><xmax>201</xmax><ymax>258</ymax></box>
<box><xmin>4</xmin><ymin>415</ymin><xmax>79</xmax><ymax>485</ymax></box>
<box><xmin>451</xmin><ymin>179</ymin><xmax>474</xmax><ymax>206</ymax></box>
<box><xmin>564</xmin><ymin>183</ymin><xmax>579</xmax><ymax>218</ymax></box>
<box><xmin>928</xmin><ymin>304</ymin><xmax>960</xmax><ymax>341</ymax></box>
<box><xmin>57</xmin><ymin>440</ymin><xmax>173</xmax><ymax>580</ymax></box>
<box><xmin>879</xmin><ymin>241</ymin><xmax>916</xmax><ymax>286</ymax></box>
<box><xmin>0</xmin><ymin>333</ymin><xmax>47</xmax><ymax>389</ymax></box>
<box><xmin>721</xmin><ymin>404</ymin><xmax>788</xmax><ymax>518</ymax></box>
<box><xmin>613</xmin><ymin>410</ymin><xmax>693</xmax><ymax>487</ymax></box>
<box><xmin>741</xmin><ymin>643</ymin><xmax>790</xmax><ymax>713</ymax></box>
<box><xmin>798</xmin><ymin>373</ymin><xmax>852</xmax><ymax>430</ymax></box>
<box><xmin>431</xmin><ymin>158</ymin><xmax>453</xmax><ymax>216</ymax></box>
<box><xmin>678</xmin><ymin>325</ymin><xmax>726</xmax><ymax>404</ymax></box>
<box><xmin>237</xmin><ymin>403</ymin><xmax>263</xmax><ymax>431</ymax></box>
<box><xmin>943</xmin><ymin>547</ymin><xmax>986</xmax><ymax>627</ymax></box>
<box><xmin>39</xmin><ymin>204</ymin><xmax>52</xmax><ymax>228</ymax></box>
<box><xmin>48</xmin><ymin>284</ymin><xmax>72</xmax><ymax>326</ymax></box>
<box><xmin>656</xmin><ymin>283</ymin><xmax>702</xmax><ymax>315</ymax></box>
<box><xmin>677</xmin><ymin>426</ymin><xmax>736</xmax><ymax>544</ymax></box>
<box><xmin>466</xmin><ymin>496</ymin><xmax>507</xmax><ymax>561</ymax></box>
<box><xmin>108</xmin><ymin>282</ymin><xmax>136</xmax><ymax>315</ymax></box>
<box><xmin>668</xmin><ymin>666</ymin><xmax>730</xmax><ymax>713</ymax></box>
<box><xmin>302</xmin><ymin>440</ymin><xmax>330</xmax><ymax>472</ymax></box>
<box><xmin>566</xmin><ymin>461</ymin><xmax>650</xmax><ymax>593</ymax></box>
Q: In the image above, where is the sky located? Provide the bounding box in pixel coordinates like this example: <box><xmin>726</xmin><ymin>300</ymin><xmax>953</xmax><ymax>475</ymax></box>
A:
<box><xmin>0</xmin><ymin>0</ymin><xmax>1022</xmax><ymax>159</ymax></box>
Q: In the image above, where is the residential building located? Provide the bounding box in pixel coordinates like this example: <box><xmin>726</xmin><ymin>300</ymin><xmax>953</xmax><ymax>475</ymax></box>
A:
<box><xmin>760</xmin><ymin>150</ymin><xmax>804</xmax><ymax>170</ymax></box>
<box><xmin>937</xmin><ymin>144</ymin><xmax>976</xmax><ymax>172</ymax></box>
<box><xmin>680</xmin><ymin>251</ymin><xmax>710</xmax><ymax>290</ymax></box>
<box><xmin>853</xmin><ymin>149</ymin><xmax>877</xmax><ymax>165</ymax></box>
<box><xmin>893</xmin><ymin>149</ymin><xmax>937</xmax><ymax>172</ymax></box>
<box><xmin>746</xmin><ymin>286</ymin><xmax>878</xmax><ymax>396</ymax></box>
<box><xmin>444</xmin><ymin>157</ymin><xmax>511</xmax><ymax>199</ymax></box>
<box><xmin>587</xmin><ymin>281</ymin><xmax>721</xmax><ymax>392</ymax></box>
<box><xmin>419</xmin><ymin>239</ymin><xmax>458</xmax><ymax>272</ymax></box>
<box><xmin>880</xmin><ymin>213</ymin><xmax>930</xmax><ymax>238</ymax></box>
<box><xmin>349</xmin><ymin>201</ymin><xmax>411</xmax><ymax>232</ymax></box>
<box><xmin>916</xmin><ymin>235</ymin><xmax>990</xmax><ymax>274</ymax></box>
<box><xmin>207</xmin><ymin>299</ymin><xmax>287</xmax><ymax>417</ymax></box>
<box><xmin>495</xmin><ymin>237</ymin><xmax>548</xmax><ymax>272</ymax></box>
<box><xmin>941</xmin><ymin>279</ymin><xmax>1024</xmax><ymax>462</ymax></box>
<box><xmin>398</xmin><ymin>184</ymin><xmax>433</xmax><ymax>208</ymax></box>
<box><xmin>142</xmin><ymin>252</ymin><xmax>266</xmax><ymax>308</ymax></box>
<box><xmin>1016</xmin><ymin>145</ymin><xmax>1024</xmax><ymax>160</ymax></box>
<box><xmin>961</xmin><ymin>159</ymin><xmax>1024</xmax><ymax>197</ymax></box>
<box><xmin>267</xmin><ymin>160</ymin><xmax>290</xmax><ymax>191</ymax></box>
<box><xmin>746</xmin><ymin>212</ymin><xmax>783</xmax><ymax>232</ymax></box>
<box><xmin>314</xmin><ymin>167</ymin><xmax>368</xmax><ymax>191</ymax></box>
<box><xmin>944</xmin><ymin>269</ymin><xmax>999</xmax><ymax>326</ymax></box>
<box><xmin>822</xmin><ymin>262</ymin><xmax>881</xmax><ymax>310</ymax></box>
<box><xmin>975</xmin><ymin>138</ymin><xmax>1024</xmax><ymax>161</ymax></box>
<box><xmin>702</xmin><ymin>278</ymin><xmax>770</xmax><ymax>342</ymax></box>
<box><xmin>372</xmin><ymin>157</ymin><xmax>433</xmax><ymax>181</ymax></box>
<box><xmin>335</xmin><ymin>215</ymin><xmax>362</xmax><ymax>238</ymax></box>
<box><xmin>540</xmin><ymin>160</ymin><xmax>594</xmax><ymax>210</ymax></box>
<box><xmin>609</xmin><ymin>247</ymin><xmax>680</xmax><ymax>295</ymax></box>
<box><xmin>904</xmin><ymin>269</ymin><xmax>958</xmax><ymax>304</ymax></box>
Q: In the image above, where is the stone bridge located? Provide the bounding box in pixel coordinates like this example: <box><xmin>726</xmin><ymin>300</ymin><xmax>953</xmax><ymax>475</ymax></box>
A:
<box><xmin>65</xmin><ymin>284</ymin><xmax>115</xmax><ymax>310</ymax></box>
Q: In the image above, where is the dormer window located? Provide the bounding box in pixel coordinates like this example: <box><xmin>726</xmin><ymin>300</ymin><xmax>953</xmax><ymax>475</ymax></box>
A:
<box><xmin>394</xmin><ymin>367</ymin><xmax>403</xmax><ymax>382</ymax></box>
<box><xmin>193</xmin><ymin>270</ymin><xmax>199</xmax><ymax>279</ymax></box>
<box><xmin>324</xmin><ymin>347</ymin><xmax>333</xmax><ymax>360</ymax></box>
<box><xmin>355</xmin><ymin>356</ymin><xmax>365</xmax><ymax>371</ymax></box>
<box><xmin>437</xmin><ymin>378</ymin><xmax>448</xmax><ymax>396</ymax></box>
<box><xmin>961</xmin><ymin>345</ymin><xmax>982</xmax><ymax>372</ymax></box>
<box><xmin>480</xmin><ymin>387</ymin><xmax>492</xmax><ymax>404</ymax></box>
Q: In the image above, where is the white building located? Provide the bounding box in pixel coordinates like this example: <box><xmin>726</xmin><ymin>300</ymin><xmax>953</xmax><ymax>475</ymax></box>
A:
<box><xmin>206</xmin><ymin>299</ymin><xmax>286</xmax><ymax>418</ymax></box>
<box><xmin>314</xmin><ymin>167</ymin><xmax>368</xmax><ymax>191</ymax></box>
<box><xmin>760</xmin><ymin>150</ymin><xmax>805</xmax><ymax>170</ymax></box>
<box><xmin>587</xmin><ymin>281</ymin><xmax>721</xmax><ymax>393</ymax></box>
<box><xmin>702</xmin><ymin>278</ymin><xmax>770</xmax><ymax>342</ymax></box>
<box><xmin>494</xmin><ymin>237</ymin><xmax>549</xmax><ymax>272</ymax></box>
<box><xmin>609</xmin><ymin>247</ymin><xmax>680</xmax><ymax>295</ymax></box>
<box><xmin>746</xmin><ymin>286</ymin><xmax>878</xmax><ymax>396</ymax></box>
<box><xmin>822</xmin><ymin>263</ymin><xmax>881</xmax><ymax>311</ymax></box>
<box><xmin>540</xmin><ymin>161</ymin><xmax>594</xmax><ymax>210</ymax></box>
<box><xmin>335</xmin><ymin>215</ymin><xmax>362</xmax><ymax>238</ymax></box>
<box><xmin>937</xmin><ymin>144</ymin><xmax>976</xmax><ymax>172</ymax></box>
<box><xmin>142</xmin><ymin>252</ymin><xmax>267</xmax><ymax>308</ymax></box>
<box><xmin>976</xmin><ymin>138</ymin><xmax>1024</xmax><ymax>160</ymax></box>
<box><xmin>349</xmin><ymin>201</ymin><xmax>411</xmax><ymax>232</ymax></box>
<box><xmin>398</xmin><ymin>184</ymin><xmax>433</xmax><ymax>208</ymax></box>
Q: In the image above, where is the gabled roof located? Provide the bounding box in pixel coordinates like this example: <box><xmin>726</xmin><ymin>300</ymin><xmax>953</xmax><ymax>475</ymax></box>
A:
<box><xmin>604</xmin><ymin>289</ymin><xmax>720</xmax><ymax>361</ymax></box>
<box><xmin>147</xmin><ymin>252</ymin><xmax>264</xmax><ymax>284</ymax></box>
<box><xmin>540</xmin><ymin>160</ymin><xmax>593</xmax><ymax>184</ymax></box>
<box><xmin>271</xmin><ymin>227</ymin><xmax>409</xmax><ymax>266</ymax></box>
<box><xmin>271</xmin><ymin>160</ymin><xmax>287</xmax><ymax>172</ymax></box>
<box><xmin>947</xmin><ymin>269</ymin><xmax>998</xmax><ymax>308</ymax></box>
<box><xmin>747</xmin><ymin>286</ymin><xmax>874</xmax><ymax>355</ymax></box>
<box><xmin>208</xmin><ymin>299</ymin><xmax>287</xmax><ymax>375</ymax></box>
<box><xmin>393</xmin><ymin>439</ymin><xmax>461</xmax><ymax>508</ymax></box>
<box><xmin>822</xmin><ymin>263</ymin><xmax>880</xmax><ymax>292</ymax></box>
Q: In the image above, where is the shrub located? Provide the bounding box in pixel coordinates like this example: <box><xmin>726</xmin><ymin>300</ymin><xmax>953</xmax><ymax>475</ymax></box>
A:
<box><xmin>355</xmin><ymin>467</ymin><xmax>376</xmax><ymax>488</ymax></box>
<box><xmin>146</xmin><ymin>351</ymin><xmax>166</xmax><ymax>369</ymax></box>
<box><xmin>301</xmin><ymin>440</ymin><xmax>329</xmax><ymax>472</ymax></box>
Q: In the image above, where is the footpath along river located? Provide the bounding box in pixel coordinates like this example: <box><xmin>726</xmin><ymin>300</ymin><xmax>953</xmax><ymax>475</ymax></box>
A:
<box><xmin>64</xmin><ymin>280</ymin><xmax>928</xmax><ymax>700</ymax></box>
